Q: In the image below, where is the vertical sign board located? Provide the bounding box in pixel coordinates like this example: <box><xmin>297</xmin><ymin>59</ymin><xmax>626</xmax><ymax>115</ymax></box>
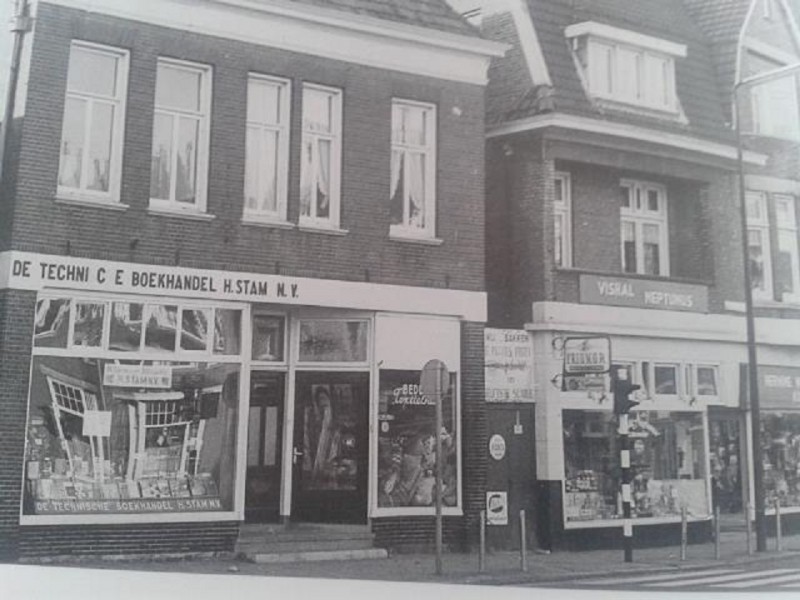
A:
<box><xmin>484</xmin><ymin>329</ymin><xmax>534</xmax><ymax>402</ymax></box>
<box><xmin>562</xmin><ymin>336</ymin><xmax>611</xmax><ymax>392</ymax></box>
<box><xmin>486</xmin><ymin>491</ymin><xmax>509</xmax><ymax>526</ymax></box>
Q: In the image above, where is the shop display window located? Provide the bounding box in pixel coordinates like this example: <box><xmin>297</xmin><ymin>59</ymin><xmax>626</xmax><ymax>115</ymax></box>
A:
<box><xmin>213</xmin><ymin>310</ymin><xmax>241</xmax><ymax>356</ymax></box>
<box><xmin>109</xmin><ymin>302</ymin><xmax>144</xmax><ymax>352</ymax></box>
<box><xmin>377</xmin><ymin>370</ymin><xmax>458</xmax><ymax>509</ymax></box>
<box><xmin>563</xmin><ymin>410</ymin><xmax>708</xmax><ymax>524</ymax></box>
<box><xmin>180</xmin><ymin>307</ymin><xmax>211</xmax><ymax>352</ymax></box>
<box><xmin>34</xmin><ymin>298</ymin><xmax>71</xmax><ymax>348</ymax></box>
<box><xmin>762</xmin><ymin>414</ymin><xmax>800</xmax><ymax>509</ymax></box>
<box><xmin>709</xmin><ymin>417</ymin><xmax>742</xmax><ymax>513</ymax></box>
<box><xmin>298</xmin><ymin>319</ymin><xmax>368</xmax><ymax>363</ymax></box>
<box><xmin>72</xmin><ymin>301</ymin><xmax>105</xmax><ymax>348</ymax></box>
<box><xmin>144</xmin><ymin>304</ymin><xmax>178</xmax><ymax>352</ymax></box>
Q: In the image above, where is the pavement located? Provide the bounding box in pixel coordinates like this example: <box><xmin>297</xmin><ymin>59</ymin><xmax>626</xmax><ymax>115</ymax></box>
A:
<box><xmin>37</xmin><ymin>528</ymin><xmax>800</xmax><ymax>587</ymax></box>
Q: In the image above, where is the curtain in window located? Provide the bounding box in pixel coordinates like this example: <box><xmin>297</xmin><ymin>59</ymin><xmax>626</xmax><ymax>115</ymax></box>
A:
<box><xmin>316</xmin><ymin>139</ymin><xmax>331</xmax><ymax>218</ymax></box>
<box><xmin>390</xmin><ymin>151</ymin><xmax>404</xmax><ymax>225</ymax></box>
<box><xmin>300</xmin><ymin>138</ymin><xmax>314</xmax><ymax>217</ymax></box>
<box><xmin>407</xmin><ymin>153</ymin><xmax>425</xmax><ymax>229</ymax></box>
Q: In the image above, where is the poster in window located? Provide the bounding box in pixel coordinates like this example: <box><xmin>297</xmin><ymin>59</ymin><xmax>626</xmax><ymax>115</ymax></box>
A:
<box><xmin>23</xmin><ymin>356</ymin><xmax>240</xmax><ymax>516</ymax></box>
<box><xmin>377</xmin><ymin>370</ymin><xmax>458</xmax><ymax>508</ymax></box>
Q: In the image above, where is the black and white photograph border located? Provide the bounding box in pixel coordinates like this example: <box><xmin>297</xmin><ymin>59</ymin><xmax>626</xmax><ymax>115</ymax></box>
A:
<box><xmin>2</xmin><ymin>0</ymin><xmax>800</xmax><ymax>598</ymax></box>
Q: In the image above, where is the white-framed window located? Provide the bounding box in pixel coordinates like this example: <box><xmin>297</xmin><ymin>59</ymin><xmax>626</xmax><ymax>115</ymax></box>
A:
<box><xmin>774</xmin><ymin>194</ymin><xmax>800</xmax><ymax>302</ymax></box>
<box><xmin>244</xmin><ymin>74</ymin><xmax>291</xmax><ymax>223</ymax></box>
<box><xmin>582</xmin><ymin>38</ymin><xmax>678</xmax><ymax>112</ymax></box>
<box><xmin>746</xmin><ymin>191</ymin><xmax>773</xmax><ymax>300</ymax></box>
<box><xmin>390</xmin><ymin>99</ymin><xmax>437</xmax><ymax>238</ymax></box>
<box><xmin>751</xmin><ymin>71</ymin><xmax>800</xmax><ymax>140</ymax></box>
<box><xmin>620</xmin><ymin>180</ymin><xmax>669</xmax><ymax>276</ymax></box>
<box><xmin>300</xmin><ymin>83</ymin><xmax>342</xmax><ymax>229</ymax></box>
<box><xmin>554</xmin><ymin>172</ymin><xmax>572</xmax><ymax>267</ymax></box>
<box><xmin>150</xmin><ymin>58</ymin><xmax>212</xmax><ymax>213</ymax></box>
<box><xmin>694</xmin><ymin>365</ymin><xmax>719</xmax><ymax>398</ymax></box>
<box><xmin>652</xmin><ymin>363</ymin><xmax>679</xmax><ymax>397</ymax></box>
<box><xmin>57</xmin><ymin>41</ymin><xmax>129</xmax><ymax>203</ymax></box>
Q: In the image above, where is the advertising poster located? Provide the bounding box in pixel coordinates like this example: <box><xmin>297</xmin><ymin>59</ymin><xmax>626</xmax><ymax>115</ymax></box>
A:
<box><xmin>377</xmin><ymin>370</ymin><xmax>458</xmax><ymax>508</ymax></box>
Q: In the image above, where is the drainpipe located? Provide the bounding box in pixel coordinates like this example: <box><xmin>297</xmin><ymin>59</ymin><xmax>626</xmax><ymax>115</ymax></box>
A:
<box><xmin>0</xmin><ymin>0</ymin><xmax>33</xmax><ymax>185</ymax></box>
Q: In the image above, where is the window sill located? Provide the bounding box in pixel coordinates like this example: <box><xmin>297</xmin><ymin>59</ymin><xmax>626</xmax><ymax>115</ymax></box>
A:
<box><xmin>55</xmin><ymin>195</ymin><xmax>129</xmax><ymax>212</ymax></box>
<box><xmin>389</xmin><ymin>233</ymin><xmax>444</xmax><ymax>246</ymax></box>
<box><xmin>147</xmin><ymin>206</ymin><xmax>216</xmax><ymax>221</ymax></box>
<box><xmin>241</xmin><ymin>217</ymin><xmax>295</xmax><ymax>230</ymax></box>
<box><xmin>297</xmin><ymin>224</ymin><xmax>348</xmax><ymax>236</ymax></box>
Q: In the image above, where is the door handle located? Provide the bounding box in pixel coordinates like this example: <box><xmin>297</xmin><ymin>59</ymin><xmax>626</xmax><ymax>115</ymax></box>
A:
<box><xmin>292</xmin><ymin>447</ymin><xmax>303</xmax><ymax>465</ymax></box>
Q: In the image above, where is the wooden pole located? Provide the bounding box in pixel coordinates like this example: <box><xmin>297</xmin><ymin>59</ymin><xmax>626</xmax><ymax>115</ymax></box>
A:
<box><xmin>775</xmin><ymin>499</ymin><xmax>783</xmax><ymax>553</ymax></box>
<box><xmin>479</xmin><ymin>509</ymin><xmax>486</xmax><ymax>573</ymax></box>
<box><xmin>520</xmin><ymin>509</ymin><xmax>528</xmax><ymax>572</ymax></box>
<box><xmin>680</xmin><ymin>507</ymin><xmax>688</xmax><ymax>561</ymax></box>
<box><xmin>714</xmin><ymin>505</ymin><xmax>721</xmax><ymax>560</ymax></box>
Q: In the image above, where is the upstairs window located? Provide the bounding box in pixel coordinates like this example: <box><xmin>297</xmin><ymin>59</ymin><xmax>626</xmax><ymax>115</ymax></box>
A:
<box><xmin>390</xmin><ymin>100</ymin><xmax>437</xmax><ymax>238</ymax></box>
<box><xmin>300</xmin><ymin>84</ymin><xmax>342</xmax><ymax>229</ymax></box>
<box><xmin>746</xmin><ymin>191</ymin><xmax>773</xmax><ymax>300</ymax></box>
<box><xmin>750</xmin><ymin>69</ymin><xmax>800</xmax><ymax>140</ymax></box>
<box><xmin>554</xmin><ymin>172</ymin><xmax>572</xmax><ymax>267</ymax></box>
<box><xmin>58</xmin><ymin>42</ymin><xmax>128</xmax><ymax>203</ymax></box>
<box><xmin>150</xmin><ymin>59</ymin><xmax>212</xmax><ymax>213</ymax></box>
<box><xmin>620</xmin><ymin>180</ymin><xmax>669</xmax><ymax>276</ymax></box>
<box><xmin>244</xmin><ymin>75</ymin><xmax>291</xmax><ymax>223</ymax></box>
<box><xmin>566</xmin><ymin>22</ymin><xmax>685</xmax><ymax>114</ymax></box>
<box><xmin>774</xmin><ymin>194</ymin><xmax>800</xmax><ymax>302</ymax></box>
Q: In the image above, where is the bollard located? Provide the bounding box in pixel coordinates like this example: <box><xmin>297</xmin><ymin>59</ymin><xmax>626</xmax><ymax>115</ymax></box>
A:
<box><xmin>520</xmin><ymin>510</ymin><xmax>528</xmax><ymax>572</ymax></box>
<box><xmin>776</xmin><ymin>499</ymin><xmax>783</xmax><ymax>553</ymax></box>
<box><xmin>745</xmin><ymin>502</ymin><xmax>754</xmax><ymax>556</ymax></box>
<box><xmin>479</xmin><ymin>510</ymin><xmax>486</xmax><ymax>573</ymax></box>
<box><xmin>680</xmin><ymin>507</ymin><xmax>688</xmax><ymax>561</ymax></box>
<box><xmin>714</xmin><ymin>505</ymin><xmax>721</xmax><ymax>560</ymax></box>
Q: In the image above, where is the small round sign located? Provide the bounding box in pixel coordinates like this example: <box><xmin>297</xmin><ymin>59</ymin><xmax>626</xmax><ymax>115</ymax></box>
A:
<box><xmin>489</xmin><ymin>434</ymin><xmax>506</xmax><ymax>461</ymax></box>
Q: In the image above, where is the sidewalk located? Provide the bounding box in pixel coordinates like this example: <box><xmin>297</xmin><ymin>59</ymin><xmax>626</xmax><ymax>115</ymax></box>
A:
<box><xmin>53</xmin><ymin>529</ymin><xmax>800</xmax><ymax>586</ymax></box>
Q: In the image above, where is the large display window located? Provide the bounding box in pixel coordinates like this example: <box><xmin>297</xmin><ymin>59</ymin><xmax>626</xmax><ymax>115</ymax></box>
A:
<box><xmin>23</xmin><ymin>294</ymin><xmax>245</xmax><ymax>523</ymax></box>
<box><xmin>762</xmin><ymin>413</ymin><xmax>800</xmax><ymax>511</ymax></box>
<box><xmin>563</xmin><ymin>410</ymin><xmax>709</xmax><ymax>525</ymax></box>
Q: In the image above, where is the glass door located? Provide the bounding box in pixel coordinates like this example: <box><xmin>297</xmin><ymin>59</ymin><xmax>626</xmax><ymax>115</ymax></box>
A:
<box><xmin>245</xmin><ymin>371</ymin><xmax>284</xmax><ymax>522</ymax></box>
<box><xmin>291</xmin><ymin>371</ymin><xmax>369</xmax><ymax>523</ymax></box>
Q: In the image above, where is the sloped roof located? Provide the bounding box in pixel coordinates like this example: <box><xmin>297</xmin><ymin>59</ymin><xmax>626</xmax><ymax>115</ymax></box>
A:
<box><xmin>486</xmin><ymin>0</ymin><xmax>733</xmax><ymax>143</ymax></box>
<box><xmin>284</xmin><ymin>0</ymin><xmax>479</xmax><ymax>36</ymax></box>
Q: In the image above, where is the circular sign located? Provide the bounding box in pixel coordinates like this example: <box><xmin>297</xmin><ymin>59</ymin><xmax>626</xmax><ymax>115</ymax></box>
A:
<box><xmin>489</xmin><ymin>434</ymin><xmax>506</xmax><ymax>461</ymax></box>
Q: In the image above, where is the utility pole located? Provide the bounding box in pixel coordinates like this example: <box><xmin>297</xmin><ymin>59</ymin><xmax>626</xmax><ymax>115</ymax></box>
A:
<box><xmin>613</xmin><ymin>367</ymin><xmax>640</xmax><ymax>563</ymax></box>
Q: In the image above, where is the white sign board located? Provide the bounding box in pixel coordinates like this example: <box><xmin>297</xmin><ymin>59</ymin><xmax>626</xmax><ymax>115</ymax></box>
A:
<box><xmin>103</xmin><ymin>364</ymin><xmax>173</xmax><ymax>389</ymax></box>
<box><xmin>563</xmin><ymin>336</ymin><xmax>611</xmax><ymax>375</ymax></box>
<box><xmin>484</xmin><ymin>328</ymin><xmax>534</xmax><ymax>402</ymax></box>
<box><xmin>486</xmin><ymin>491</ymin><xmax>508</xmax><ymax>526</ymax></box>
<box><xmin>82</xmin><ymin>410</ymin><xmax>112</xmax><ymax>437</ymax></box>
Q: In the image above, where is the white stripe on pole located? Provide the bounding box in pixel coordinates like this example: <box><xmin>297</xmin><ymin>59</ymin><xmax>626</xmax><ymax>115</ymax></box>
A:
<box><xmin>621</xmin><ymin>484</ymin><xmax>631</xmax><ymax>502</ymax></box>
<box><xmin>623</xmin><ymin>520</ymin><xmax>632</xmax><ymax>537</ymax></box>
<box><xmin>620</xmin><ymin>449</ymin><xmax>630</xmax><ymax>468</ymax></box>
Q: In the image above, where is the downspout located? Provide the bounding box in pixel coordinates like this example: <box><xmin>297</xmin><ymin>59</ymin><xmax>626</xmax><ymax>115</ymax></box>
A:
<box><xmin>0</xmin><ymin>0</ymin><xmax>33</xmax><ymax>185</ymax></box>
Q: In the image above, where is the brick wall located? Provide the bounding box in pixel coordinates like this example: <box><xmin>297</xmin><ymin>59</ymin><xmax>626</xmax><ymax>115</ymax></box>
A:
<box><xmin>9</xmin><ymin>2</ymin><xmax>486</xmax><ymax>293</ymax></box>
<box><xmin>0</xmin><ymin>290</ymin><xmax>36</xmax><ymax>560</ymax></box>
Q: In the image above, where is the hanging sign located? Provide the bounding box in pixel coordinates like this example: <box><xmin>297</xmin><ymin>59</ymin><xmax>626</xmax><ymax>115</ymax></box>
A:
<box><xmin>562</xmin><ymin>336</ymin><xmax>611</xmax><ymax>392</ymax></box>
<box><xmin>103</xmin><ymin>364</ymin><xmax>173</xmax><ymax>389</ymax></box>
<box><xmin>486</xmin><ymin>491</ymin><xmax>508</xmax><ymax>526</ymax></box>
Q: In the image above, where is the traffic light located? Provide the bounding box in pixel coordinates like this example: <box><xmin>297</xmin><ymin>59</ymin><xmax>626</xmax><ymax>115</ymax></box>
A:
<box><xmin>613</xmin><ymin>369</ymin><xmax>641</xmax><ymax>415</ymax></box>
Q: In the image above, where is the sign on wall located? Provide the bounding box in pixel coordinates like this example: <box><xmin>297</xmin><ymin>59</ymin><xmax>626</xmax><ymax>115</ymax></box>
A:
<box><xmin>484</xmin><ymin>329</ymin><xmax>534</xmax><ymax>402</ymax></box>
<box><xmin>757</xmin><ymin>365</ymin><xmax>800</xmax><ymax>410</ymax></box>
<box><xmin>579</xmin><ymin>274</ymin><xmax>709</xmax><ymax>313</ymax></box>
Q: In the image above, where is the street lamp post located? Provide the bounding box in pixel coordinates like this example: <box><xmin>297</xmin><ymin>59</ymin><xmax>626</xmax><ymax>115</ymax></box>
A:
<box><xmin>732</xmin><ymin>61</ymin><xmax>800</xmax><ymax>553</ymax></box>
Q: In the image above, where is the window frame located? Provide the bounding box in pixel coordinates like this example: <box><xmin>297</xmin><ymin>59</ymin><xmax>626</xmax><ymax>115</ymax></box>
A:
<box><xmin>746</xmin><ymin>191</ymin><xmax>774</xmax><ymax>301</ymax></box>
<box><xmin>620</xmin><ymin>179</ymin><xmax>670</xmax><ymax>276</ymax></box>
<box><xmin>751</xmin><ymin>72</ymin><xmax>800</xmax><ymax>140</ymax></box>
<box><xmin>554</xmin><ymin>171</ymin><xmax>573</xmax><ymax>268</ymax></box>
<box><xmin>243</xmin><ymin>73</ymin><xmax>291</xmax><ymax>224</ymax></box>
<box><xmin>774</xmin><ymin>194</ymin><xmax>800</xmax><ymax>303</ymax></box>
<box><xmin>585</xmin><ymin>38</ymin><xmax>678</xmax><ymax>113</ymax></box>
<box><xmin>389</xmin><ymin>98</ymin><xmax>438</xmax><ymax>240</ymax></box>
<box><xmin>149</xmin><ymin>57</ymin><xmax>213</xmax><ymax>215</ymax></box>
<box><xmin>57</xmin><ymin>40</ymin><xmax>129</xmax><ymax>205</ymax></box>
<box><xmin>299</xmin><ymin>83</ymin><xmax>343</xmax><ymax>230</ymax></box>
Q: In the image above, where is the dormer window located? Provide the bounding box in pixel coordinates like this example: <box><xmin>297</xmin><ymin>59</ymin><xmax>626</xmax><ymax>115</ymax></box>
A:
<box><xmin>566</xmin><ymin>22</ymin><xmax>686</xmax><ymax>114</ymax></box>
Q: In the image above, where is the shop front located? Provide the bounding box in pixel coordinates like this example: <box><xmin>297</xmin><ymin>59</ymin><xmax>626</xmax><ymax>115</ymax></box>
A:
<box><xmin>4</xmin><ymin>251</ymin><xmax>481</xmax><ymax>551</ymax></box>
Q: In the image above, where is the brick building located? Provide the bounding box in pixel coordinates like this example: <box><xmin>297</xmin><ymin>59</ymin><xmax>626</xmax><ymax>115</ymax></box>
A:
<box><xmin>478</xmin><ymin>0</ymin><xmax>800</xmax><ymax>551</ymax></box>
<box><xmin>0</xmin><ymin>0</ymin><xmax>505</xmax><ymax>559</ymax></box>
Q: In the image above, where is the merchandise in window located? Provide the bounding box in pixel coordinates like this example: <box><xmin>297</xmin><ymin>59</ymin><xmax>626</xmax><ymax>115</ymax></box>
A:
<box><xmin>58</xmin><ymin>42</ymin><xmax>128</xmax><ymax>201</ymax></box>
<box><xmin>244</xmin><ymin>75</ymin><xmax>290</xmax><ymax>222</ymax></box>
<box><xmin>390</xmin><ymin>100</ymin><xmax>437</xmax><ymax>238</ymax></box>
<box><xmin>377</xmin><ymin>370</ymin><xmax>458</xmax><ymax>508</ymax></box>
<box><xmin>300</xmin><ymin>85</ymin><xmax>341</xmax><ymax>228</ymax></box>
<box><xmin>746</xmin><ymin>192</ymin><xmax>773</xmax><ymax>299</ymax></box>
<box><xmin>762</xmin><ymin>414</ymin><xmax>800</xmax><ymax>509</ymax></box>
<box><xmin>150</xmin><ymin>59</ymin><xmax>211</xmax><ymax>212</ymax></box>
<box><xmin>298</xmin><ymin>319</ymin><xmax>368</xmax><ymax>363</ymax></box>
<box><xmin>620</xmin><ymin>181</ymin><xmax>669</xmax><ymax>276</ymax></box>
<box><xmin>251</xmin><ymin>314</ymin><xmax>285</xmax><ymax>362</ymax></box>
<box><xmin>554</xmin><ymin>172</ymin><xmax>572</xmax><ymax>267</ymax></box>
<box><xmin>563</xmin><ymin>410</ymin><xmax>708</xmax><ymax>523</ymax></box>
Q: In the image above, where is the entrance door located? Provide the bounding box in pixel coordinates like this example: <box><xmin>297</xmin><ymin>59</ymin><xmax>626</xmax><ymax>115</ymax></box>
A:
<box><xmin>709</xmin><ymin>407</ymin><xmax>744</xmax><ymax>515</ymax></box>
<box><xmin>291</xmin><ymin>372</ymin><xmax>369</xmax><ymax>524</ymax></box>
<box><xmin>244</xmin><ymin>372</ymin><xmax>285</xmax><ymax>522</ymax></box>
<box><xmin>485</xmin><ymin>405</ymin><xmax>537</xmax><ymax>550</ymax></box>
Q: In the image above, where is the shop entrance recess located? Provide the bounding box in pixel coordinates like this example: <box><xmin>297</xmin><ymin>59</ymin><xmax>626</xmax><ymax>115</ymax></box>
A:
<box><xmin>291</xmin><ymin>371</ymin><xmax>369</xmax><ymax>524</ymax></box>
<box><xmin>244</xmin><ymin>372</ymin><xmax>285</xmax><ymax>522</ymax></box>
<box><xmin>708</xmin><ymin>406</ymin><xmax>744</xmax><ymax>517</ymax></box>
<box><xmin>485</xmin><ymin>404</ymin><xmax>537</xmax><ymax>549</ymax></box>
